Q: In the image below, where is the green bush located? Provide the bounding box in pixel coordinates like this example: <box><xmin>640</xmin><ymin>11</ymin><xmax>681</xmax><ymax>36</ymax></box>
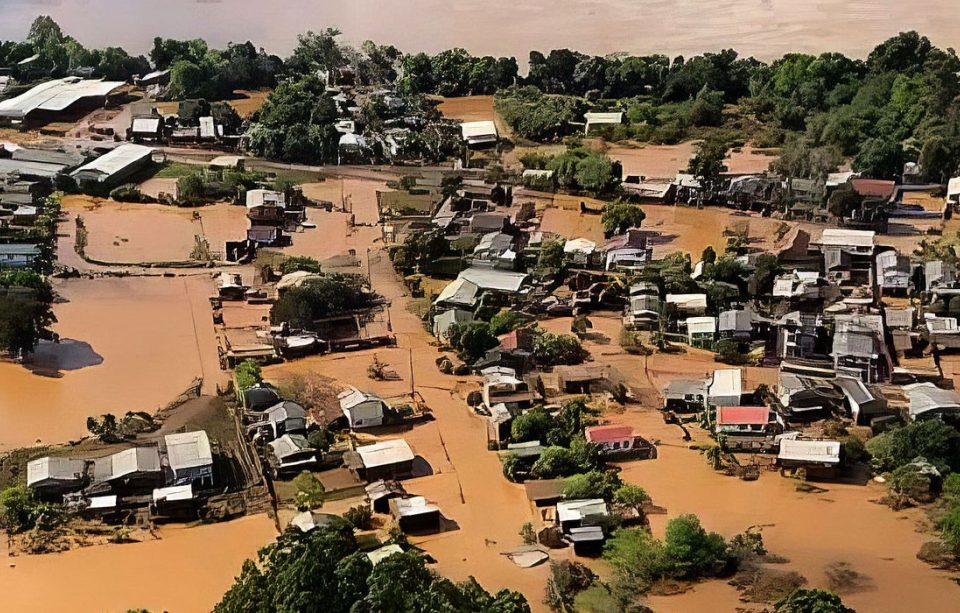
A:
<box><xmin>0</xmin><ymin>485</ymin><xmax>56</xmax><ymax>534</ymax></box>
<box><xmin>774</xmin><ymin>588</ymin><xmax>854</xmax><ymax>613</ymax></box>
<box><xmin>562</xmin><ymin>470</ymin><xmax>623</xmax><ymax>500</ymax></box>
<box><xmin>532</xmin><ymin>332</ymin><xmax>589</xmax><ymax>367</ymax></box>
<box><xmin>235</xmin><ymin>359</ymin><xmax>262</xmax><ymax>392</ymax></box>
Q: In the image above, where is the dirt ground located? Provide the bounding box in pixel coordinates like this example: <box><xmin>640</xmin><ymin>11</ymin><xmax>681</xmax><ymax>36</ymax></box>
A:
<box><xmin>227</xmin><ymin>89</ymin><xmax>271</xmax><ymax>118</ymax></box>
<box><xmin>61</xmin><ymin>195</ymin><xmax>248</xmax><ymax>263</ymax></box>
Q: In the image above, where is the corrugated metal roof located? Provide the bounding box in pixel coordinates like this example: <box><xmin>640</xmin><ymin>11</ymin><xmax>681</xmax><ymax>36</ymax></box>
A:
<box><xmin>0</xmin><ymin>78</ymin><xmax>124</xmax><ymax>119</ymax></box>
<box><xmin>356</xmin><ymin>439</ymin><xmax>414</xmax><ymax>468</ymax></box>
<box><xmin>71</xmin><ymin>144</ymin><xmax>153</xmax><ymax>180</ymax></box>
<box><xmin>716</xmin><ymin>406</ymin><xmax>769</xmax><ymax>425</ymax></box>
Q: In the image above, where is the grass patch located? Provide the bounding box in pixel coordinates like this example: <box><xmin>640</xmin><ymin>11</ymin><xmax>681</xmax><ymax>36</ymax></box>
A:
<box><xmin>154</xmin><ymin>162</ymin><xmax>201</xmax><ymax>179</ymax></box>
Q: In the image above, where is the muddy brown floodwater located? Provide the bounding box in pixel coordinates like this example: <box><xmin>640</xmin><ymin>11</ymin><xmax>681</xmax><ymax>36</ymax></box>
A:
<box><xmin>0</xmin><ymin>275</ymin><xmax>225</xmax><ymax>451</ymax></box>
<box><xmin>61</xmin><ymin>196</ymin><xmax>250</xmax><ymax>264</ymax></box>
<box><xmin>0</xmin><ymin>514</ymin><xmax>277</xmax><ymax>613</ymax></box>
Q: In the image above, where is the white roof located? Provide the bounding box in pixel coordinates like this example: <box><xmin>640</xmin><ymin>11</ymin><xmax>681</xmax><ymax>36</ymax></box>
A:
<box><xmin>903</xmin><ymin>382</ymin><xmax>960</xmax><ymax>419</ymax></box>
<box><xmin>367</xmin><ymin>544</ymin><xmax>404</xmax><ymax>566</ymax></box>
<box><xmin>584</xmin><ymin>111</ymin><xmax>623</xmax><ymax>124</ymax></box>
<box><xmin>461</xmin><ymin>120</ymin><xmax>498</xmax><ymax>142</ymax></box>
<box><xmin>88</xmin><ymin>495</ymin><xmax>117</xmax><ymax>509</ymax></box>
<box><xmin>719</xmin><ymin>309</ymin><xmax>752</xmax><ymax>332</ymax></box>
<box><xmin>338</xmin><ymin>386</ymin><xmax>383</xmax><ymax>410</ymax></box>
<box><xmin>666</xmin><ymin>293</ymin><xmax>707</xmax><ymax>309</ymax></box>
<box><xmin>948</xmin><ymin>177</ymin><xmax>960</xmax><ymax>200</ymax></box>
<box><xmin>434</xmin><ymin>277</ymin><xmax>480</xmax><ymax>306</ymax></box>
<box><xmin>459</xmin><ymin>267</ymin><xmax>529</xmax><ymax>293</ymax></box>
<box><xmin>686</xmin><ymin>316</ymin><xmax>717</xmax><ymax>334</ymax></box>
<box><xmin>0</xmin><ymin>78</ymin><xmax>124</xmax><ymax>119</ymax></box>
<box><xmin>153</xmin><ymin>484</ymin><xmax>194</xmax><ymax>502</ymax></box>
<box><xmin>819</xmin><ymin>229</ymin><xmax>875</xmax><ymax>248</ymax></box>
<box><xmin>246</xmin><ymin>189</ymin><xmax>284</xmax><ymax>209</ymax></box>
<box><xmin>276</xmin><ymin>270</ymin><xmax>322</xmax><ymax>291</ymax></box>
<box><xmin>164</xmin><ymin>430</ymin><xmax>213</xmax><ymax>472</ymax></box>
<box><xmin>109</xmin><ymin>447</ymin><xmax>162</xmax><ymax>479</ymax></box>
<box><xmin>826</xmin><ymin>171</ymin><xmax>855</xmax><ymax>187</ymax></box>
<box><xmin>563</xmin><ymin>238</ymin><xmax>597</xmax><ymax>255</ymax></box>
<box><xmin>71</xmin><ymin>144</ymin><xmax>153</xmax><ymax>179</ymax></box>
<box><xmin>708</xmin><ymin>368</ymin><xmax>742</xmax><ymax>398</ymax></box>
<box><xmin>778</xmin><ymin>439</ymin><xmax>841</xmax><ymax>464</ymax></box>
<box><xmin>27</xmin><ymin>457</ymin><xmax>86</xmax><ymax>486</ymax></box>
<box><xmin>391</xmin><ymin>495</ymin><xmax>440</xmax><ymax>517</ymax></box>
<box><xmin>132</xmin><ymin>117</ymin><xmax>161</xmax><ymax>133</ymax></box>
<box><xmin>199</xmin><ymin>116</ymin><xmax>216</xmax><ymax>139</ymax></box>
<box><xmin>355</xmin><ymin>439</ymin><xmax>415</xmax><ymax>469</ymax></box>
<box><xmin>556</xmin><ymin>499</ymin><xmax>608</xmax><ymax>522</ymax></box>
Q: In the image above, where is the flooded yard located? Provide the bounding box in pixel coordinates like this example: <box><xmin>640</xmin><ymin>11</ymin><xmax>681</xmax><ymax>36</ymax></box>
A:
<box><xmin>0</xmin><ymin>276</ymin><xmax>224</xmax><ymax>450</ymax></box>
<box><xmin>0</xmin><ymin>514</ymin><xmax>276</xmax><ymax>613</ymax></box>
<box><xmin>61</xmin><ymin>196</ymin><xmax>249</xmax><ymax>264</ymax></box>
<box><xmin>609</xmin><ymin>142</ymin><xmax>776</xmax><ymax>179</ymax></box>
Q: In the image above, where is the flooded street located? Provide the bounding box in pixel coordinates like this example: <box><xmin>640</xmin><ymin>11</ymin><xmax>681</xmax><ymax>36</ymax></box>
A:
<box><xmin>0</xmin><ymin>514</ymin><xmax>276</xmax><ymax>613</ymax></box>
<box><xmin>0</xmin><ymin>275</ymin><xmax>224</xmax><ymax>450</ymax></box>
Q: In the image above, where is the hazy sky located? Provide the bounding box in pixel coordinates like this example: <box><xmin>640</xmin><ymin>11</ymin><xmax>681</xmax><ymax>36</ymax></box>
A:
<box><xmin>3</xmin><ymin>0</ymin><xmax>959</xmax><ymax>64</ymax></box>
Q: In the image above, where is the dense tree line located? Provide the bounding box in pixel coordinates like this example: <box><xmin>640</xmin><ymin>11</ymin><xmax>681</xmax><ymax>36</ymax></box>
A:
<box><xmin>0</xmin><ymin>271</ymin><xmax>57</xmax><ymax>357</ymax></box>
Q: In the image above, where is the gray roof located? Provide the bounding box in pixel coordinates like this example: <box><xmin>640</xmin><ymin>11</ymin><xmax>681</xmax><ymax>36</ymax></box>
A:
<box><xmin>265</xmin><ymin>401</ymin><xmax>307</xmax><ymax>424</ymax></box>
<box><xmin>94</xmin><ymin>446</ymin><xmax>162</xmax><ymax>482</ymax></box>
<box><xmin>904</xmin><ymin>383</ymin><xmax>960</xmax><ymax>419</ymax></box>
<box><xmin>459</xmin><ymin>267</ymin><xmax>529</xmax><ymax>293</ymax></box>
<box><xmin>719</xmin><ymin>309</ymin><xmax>752</xmax><ymax>332</ymax></box>
<box><xmin>0</xmin><ymin>243</ymin><xmax>40</xmax><ymax>256</ymax></box>
<box><xmin>0</xmin><ymin>78</ymin><xmax>124</xmax><ymax>119</ymax></box>
<box><xmin>268</xmin><ymin>434</ymin><xmax>314</xmax><ymax>460</ymax></box>
<box><xmin>71</xmin><ymin>144</ymin><xmax>153</xmax><ymax>181</ymax></box>
<box><xmin>833</xmin><ymin>327</ymin><xmax>877</xmax><ymax>358</ymax></box>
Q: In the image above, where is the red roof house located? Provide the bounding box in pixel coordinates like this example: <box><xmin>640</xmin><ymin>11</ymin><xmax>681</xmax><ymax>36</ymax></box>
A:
<box><xmin>851</xmin><ymin>179</ymin><xmax>895</xmax><ymax>200</ymax></box>
<box><xmin>716</xmin><ymin>406</ymin><xmax>770</xmax><ymax>425</ymax></box>
<box><xmin>585</xmin><ymin>424</ymin><xmax>635</xmax><ymax>444</ymax></box>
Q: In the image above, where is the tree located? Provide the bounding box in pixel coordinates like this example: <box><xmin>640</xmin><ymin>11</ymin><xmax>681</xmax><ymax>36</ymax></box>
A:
<box><xmin>532</xmin><ymin>332</ymin><xmax>588</xmax><ymax>366</ymax></box>
<box><xmin>659</xmin><ymin>514</ymin><xmax>734</xmax><ymax>579</ymax></box>
<box><xmin>853</xmin><ymin>136</ymin><xmax>905</xmax><ymax>180</ymax></box>
<box><xmin>865</xmin><ymin>420</ymin><xmax>960</xmax><ymax>474</ymax></box>
<box><xmin>280</xmin><ymin>256</ymin><xmax>322</xmax><ymax>275</ymax></box>
<box><xmin>271</xmin><ymin>275</ymin><xmax>379</xmax><ymax>328</ymax></box>
<box><xmin>545</xmin><ymin>560</ymin><xmax>597</xmax><ymax>612</ymax></box>
<box><xmin>602</xmin><ymin>202</ymin><xmax>646</xmax><ymax>236</ymax></box>
<box><xmin>510</xmin><ymin>410</ymin><xmax>555</xmax><ymax>444</ymax></box>
<box><xmin>488</xmin><ymin>310</ymin><xmax>526</xmax><ymax>336</ymax></box>
<box><xmin>0</xmin><ymin>271</ymin><xmax>57</xmax><ymax>357</ymax></box>
<box><xmin>562</xmin><ymin>470</ymin><xmax>622</xmax><ymax>500</ymax></box>
<box><xmin>537</xmin><ymin>240</ymin><xmax>566</xmax><ymax>270</ymax></box>
<box><xmin>687</xmin><ymin>136</ymin><xmax>729</xmax><ymax>200</ymax></box>
<box><xmin>774</xmin><ymin>589</ymin><xmax>854</xmax><ymax>613</ymax></box>
<box><xmin>613</xmin><ymin>484</ymin><xmax>651</xmax><ymax>514</ymax></box>
<box><xmin>0</xmin><ymin>485</ymin><xmax>55</xmax><ymax>534</ymax></box>
<box><xmin>547</xmin><ymin>398</ymin><xmax>599</xmax><ymax>447</ymax></box>
<box><xmin>235</xmin><ymin>359</ymin><xmax>263</xmax><ymax>391</ymax></box>
<box><xmin>941</xmin><ymin>503</ymin><xmax>960</xmax><ymax>554</ymax></box>
<box><xmin>447</xmin><ymin>321</ymin><xmax>499</xmax><ymax>363</ymax></box>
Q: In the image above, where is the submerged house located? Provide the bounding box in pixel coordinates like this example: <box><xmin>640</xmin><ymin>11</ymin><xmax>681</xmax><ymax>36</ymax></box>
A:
<box><xmin>707</xmin><ymin>369</ymin><xmax>743</xmax><ymax>407</ymax></box>
<box><xmin>663</xmin><ymin>379</ymin><xmax>707</xmax><ymax>412</ymax></box>
<box><xmin>556</xmin><ymin>499</ymin><xmax>609</xmax><ymax>533</ymax></box>
<box><xmin>347</xmin><ymin>439</ymin><xmax>416</xmax><ymax>481</ymax></box>
<box><xmin>163</xmin><ymin>430</ymin><xmax>214</xmax><ymax>486</ymax></box>
<box><xmin>89</xmin><ymin>446</ymin><xmax>163</xmax><ymax>493</ymax></box>
<box><xmin>777</xmin><ymin>438</ymin><xmax>842</xmax><ymax>479</ymax></box>
<box><xmin>26</xmin><ymin>457</ymin><xmax>88</xmax><ymax>497</ymax></box>
<box><xmin>584</xmin><ymin>424</ymin><xmax>655</xmax><ymax>459</ymax></box>
<box><xmin>389</xmin><ymin>496</ymin><xmax>441</xmax><ymax>533</ymax></box>
<box><xmin>268</xmin><ymin>434</ymin><xmax>318</xmax><ymax>474</ymax></box>
<box><xmin>339</xmin><ymin>387</ymin><xmax>391</xmax><ymax>429</ymax></box>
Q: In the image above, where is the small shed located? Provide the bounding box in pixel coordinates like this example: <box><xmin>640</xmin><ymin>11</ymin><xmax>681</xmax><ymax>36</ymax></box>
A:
<box><xmin>290</xmin><ymin>510</ymin><xmax>340</xmax><ymax>533</ymax></box>
<box><xmin>365</xmin><ymin>479</ymin><xmax>407</xmax><ymax>514</ymax></box>
<box><xmin>347</xmin><ymin>439</ymin><xmax>416</xmax><ymax>481</ymax></box>
<box><xmin>389</xmin><ymin>496</ymin><xmax>441</xmax><ymax>533</ymax></box>
<box><xmin>339</xmin><ymin>387</ymin><xmax>389</xmax><ymax>429</ymax></box>
<box><xmin>367</xmin><ymin>544</ymin><xmax>405</xmax><ymax>566</ymax></box>
<box><xmin>524</xmin><ymin>479</ymin><xmax>566</xmax><ymax>507</ymax></box>
<box><xmin>685</xmin><ymin>316</ymin><xmax>717</xmax><ymax>349</ymax></box>
<box><xmin>556</xmin><ymin>499</ymin><xmax>608</xmax><ymax>533</ymax></box>
<box><xmin>778</xmin><ymin>439</ymin><xmax>842</xmax><ymax>478</ymax></box>
<box><xmin>268</xmin><ymin>434</ymin><xmax>318</xmax><ymax>474</ymax></box>
<box><xmin>461</xmin><ymin>121</ymin><xmax>498</xmax><ymax>147</ymax></box>
<box><xmin>567</xmin><ymin>525</ymin><xmax>606</xmax><ymax>556</ymax></box>
<box><xmin>708</xmin><ymin>369</ymin><xmax>743</xmax><ymax>407</ymax></box>
<box><xmin>163</xmin><ymin>430</ymin><xmax>214</xmax><ymax>486</ymax></box>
